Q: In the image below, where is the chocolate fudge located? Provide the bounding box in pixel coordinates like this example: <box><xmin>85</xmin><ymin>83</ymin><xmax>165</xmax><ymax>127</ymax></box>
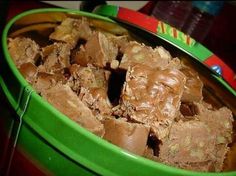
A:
<box><xmin>50</xmin><ymin>17</ymin><xmax>93</xmax><ymax>47</ymax></box>
<box><xmin>120</xmin><ymin>64</ymin><xmax>186</xmax><ymax>139</ymax></box>
<box><xmin>41</xmin><ymin>42</ymin><xmax>71</xmax><ymax>74</ymax></box>
<box><xmin>79</xmin><ymin>87</ymin><xmax>112</xmax><ymax>117</ymax></box>
<box><xmin>180</xmin><ymin>65</ymin><xmax>203</xmax><ymax>102</ymax></box>
<box><xmin>159</xmin><ymin>120</ymin><xmax>216</xmax><ymax>172</ymax></box>
<box><xmin>8</xmin><ymin>37</ymin><xmax>40</xmax><ymax>68</ymax></box>
<box><xmin>74</xmin><ymin>32</ymin><xmax>118</xmax><ymax>68</ymax></box>
<box><xmin>103</xmin><ymin>118</ymin><xmax>150</xmax><ymax>155</ymax></box>
<box><xmin>33</xmin><ymin>72</ymin><xmax>66</xmax><ymax>93</ymax></box>
<box><xmin>19</xmin><ymin>62</ymin><xmax>38</xmax><ymax>84</ymax></box>
<box><xmin>118</xmin><ymin>42</ymin><xmax>181</xmax><ymax>70</ymax></box>
<box><xmin>8</xmin><ymin>16</ymin><xmax>234</xmax><ymax>173</ymax></box>
<box><xmin>159</xmin><ymin>102</ymin><xmax>233</xmax><ymax>172</ymax></box>
<box><xmin>41</xmin><ymin>84</ymin><xmax>105</xmax><ymax>137</ymax></box>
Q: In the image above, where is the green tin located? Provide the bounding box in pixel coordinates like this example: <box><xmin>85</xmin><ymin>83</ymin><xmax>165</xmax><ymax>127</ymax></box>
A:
<box><xmin>0</xmin><ymin>8</ymin><xmax>235</xmax><ymax>176</ymax></box>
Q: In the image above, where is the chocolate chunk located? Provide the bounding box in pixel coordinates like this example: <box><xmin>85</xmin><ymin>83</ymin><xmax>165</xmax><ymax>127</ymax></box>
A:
<box><xmin>50</xmin><ymin>17</ymin><xmax>93</xmax><ymax>47</ymax></box>
<box><xmin>19</xmin><ymin>62</ymin><xmax>38</xmax><ymax>84</ymax></box>
<box><xmin>195</xmin><ymin>102</ymin><xmax>233</xmax><ymax>142</ymax></box>
<box><xmin>79</xmin><ymin>87</ymin><xmax>112</xmax><ymax>117</ymax></box>
<box><xmin>33</xmin><ymin>72</ymin><xmax>66</xmax><ymax>93</ymax></box>
<box><xmin>103</xmin><ymin>118</ymin><xmax>150</xmax><ymax>155</ymax></box>
<box><xmin>74</xmin><ymin>32</ymin><xmax>118</xmax><ymax>68</ymax></box>
<box><xmin>159</xmin><ymin>102</ymin><xmax>234</xmax><ymax>172</ymax></box>
<box><xmin>118</xmin><ymin>42</ymin><xmax>182</xmax><ymax>71</ymax></box>
<box><xmin>41</xmin><ymin>42</ymin><xmax>71</xmax><ymax>74</ymax></box>
<box><xmin>68</xmin><ymin>64</ymin><xmax>110</xmax><ymax>93</ymax></box>
<box><xmin>193</xmin><ymin>102</ymin><xmax>234</xmax><ymax>171</ymax></box>
<box><xmin>180</xmin><ymin>65</ymin><xmax>203</xmax><ymax>102</ymax></box>
<box><xmin>119</xmin><ymin>41</ymin><xmax>165</xmax><ymax>70</ymax></box>
<box><xmin>8</xmin><ymin>37</ymin><xmax>40</xmax><ymax>68</ymax></box>
<box><xmin>41</xmin><ymin>84</ymin><xmax>105</xmax><ymax>136</ymax></box>
<box><xmin>120</xmin><ymin>64</ymin><xmax>186</xmax><ymax>139</ymax></box>
<box><xmin>106</xmin><ymin>34</ymin><xmax>129</xmax><ymax>48</ymax></box>
<box><xmin>159</xmin><ymin>120</ymin><xmax>216</xmax><ymax>172</ymax></box>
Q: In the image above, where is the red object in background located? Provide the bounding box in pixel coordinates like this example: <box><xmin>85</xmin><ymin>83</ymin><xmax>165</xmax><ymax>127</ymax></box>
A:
<box><xmin>203</xmin><ymin>2</ymin><xmax>236</xmax><ymax>72</ymax></box>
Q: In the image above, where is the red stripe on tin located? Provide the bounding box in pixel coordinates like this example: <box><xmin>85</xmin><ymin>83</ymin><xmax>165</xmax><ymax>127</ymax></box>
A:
<box><xmin>118</xmin><ymin>7</ymin><xmax>158</xmax><ymax>33</ymax></box>
<box><xmin>204</xmin><ymin>55</ymin><xmax>236</xmax><ymax>90</ymax></box>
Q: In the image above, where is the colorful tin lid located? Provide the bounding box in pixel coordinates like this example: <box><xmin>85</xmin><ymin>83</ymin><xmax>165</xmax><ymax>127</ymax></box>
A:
<box><xmin>93</xmin><ymin>5</ymin><xmax>236</xmax><ymax>96</ymax></box>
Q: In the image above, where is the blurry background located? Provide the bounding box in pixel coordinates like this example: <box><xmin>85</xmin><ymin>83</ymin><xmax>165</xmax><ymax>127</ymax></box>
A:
<box><xmin>0</xmin><ymin>0</ymin><xmax>235</xmax><ymax>72</ymax></box>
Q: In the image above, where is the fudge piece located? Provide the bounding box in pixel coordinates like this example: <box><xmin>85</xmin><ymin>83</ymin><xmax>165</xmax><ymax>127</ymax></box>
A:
<box><xmin>193</xmin><ymin>102</ymin><xmax>234</xmax><ymax>171</ymax></box>
<box><xmin>105</xmin><ymin>34</ymin><xmax>129</xmax><ymax>48</ymax></box>
<box><xmin>69</xmin><ymin>64</ymin><xmax>97</xmax><ymax>88</ymax></box>
<box><xmin>79</xmin><ymin>87</ymin><xmax>112</xmax><ymax>116</ymax></box>
<box><xmin>50</xmin><ymin>17</ymin><xmax>93</xmax><ymax>47</ymax></box>
<box><xmin>33</xmin><ymin>72</ymin><xmax>66</xmax><ymax>93</ymax></box>
<box><xmin>103</xmin><ymin>118</ymin><xmax>150</xmax><ymax>155</ymax></box>
<box><xmin>180</xmin><ymin>65</ymin><xmax>203</xmax><ymax>102</ymax></box>
<box><xmin>155</xmin><ymin>46</ymin><xmax>172</xmax><ymax>61</ymax></box>
<box><xmin>119</xmin><ymin>41</ymin><xmax>180</xmax><ymax>70</ymax></box>
<box><xmin>68</xmin><ymin>64</ymin><xmax>110</xmax><ymax>92</ymax></box>
<box><xmin>72</xmin><ymin>45</ymin><xmax>87</xmax><ymax>66</ymax></box>
<box><xmin>119</xmin><ymin>41</ymin><xmax>161</xmax><ymax>70</ymax></box>
<box><xmin>169</xmin><ymin>102</ymin><xmax>234</xmax><ymax>171</ymax></box>
<box><xmin>8</xmin><ymin>37</ymin><xmax>40</xmax><ymax>68</ymax></box>
<box><xmin>106</xmin><ymin>35</ymin><xmax>130</xmax><ymax>69</ymax></box>
<box><xmin>159</xmin><ymin>120</ymin><xmax>217</xmax><ymax>172</ymax></box>
<box><xmin>41</xmin><ymin>84</ymin><xmax>104</xmax><ymax>136</ymax></box>
<box><xmin>41</xmin><ymin>42</ymin><xmax>71</xmax><ymax>73</ymax></box>
<box><xmin>74</xmin><ymin>32</ymin><xmax>118</xmax><ymax>67</ymax></box>
<box><xmin>68</xmin><ymin>64</ymin><xmax>112</xmax><ymax>116</ymax></box>
<box><xmin>120</xmin><ymin>64</ymin><xmax>186</xmax><ymax>139</ymax></box>
<box><xmin>19</xmin><ymin>62</ymin><xmax>38</xmax><ymax>84</ymax></box>
<box><xmin>165</xmin><ymin>57</ymin><xmax>182</xmax><ymax>70</ymax></box>
<box><xmin>194</xmin><ymin>102</ymin><xmax>233</xmax><ymax>139</ymax></box>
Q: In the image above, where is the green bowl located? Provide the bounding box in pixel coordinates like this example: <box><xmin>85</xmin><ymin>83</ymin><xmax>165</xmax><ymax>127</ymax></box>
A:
<box><xmin>1</xmin><ymin>8</ymin><xmax>235</xmax><ymax>176</ymax></box>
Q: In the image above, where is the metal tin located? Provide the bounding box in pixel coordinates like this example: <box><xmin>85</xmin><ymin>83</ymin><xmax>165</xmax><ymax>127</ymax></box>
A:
<box><xmin>1</xmin><ymin>8</ymin><xmax>235</xmax><ymax>176</ymax></box>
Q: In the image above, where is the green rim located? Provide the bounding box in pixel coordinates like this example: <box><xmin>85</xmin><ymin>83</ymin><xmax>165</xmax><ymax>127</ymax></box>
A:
<box><xmin>2</xmin><ymin>8</ymin><xmax>236</xmax><ymax>176</ymax></box>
